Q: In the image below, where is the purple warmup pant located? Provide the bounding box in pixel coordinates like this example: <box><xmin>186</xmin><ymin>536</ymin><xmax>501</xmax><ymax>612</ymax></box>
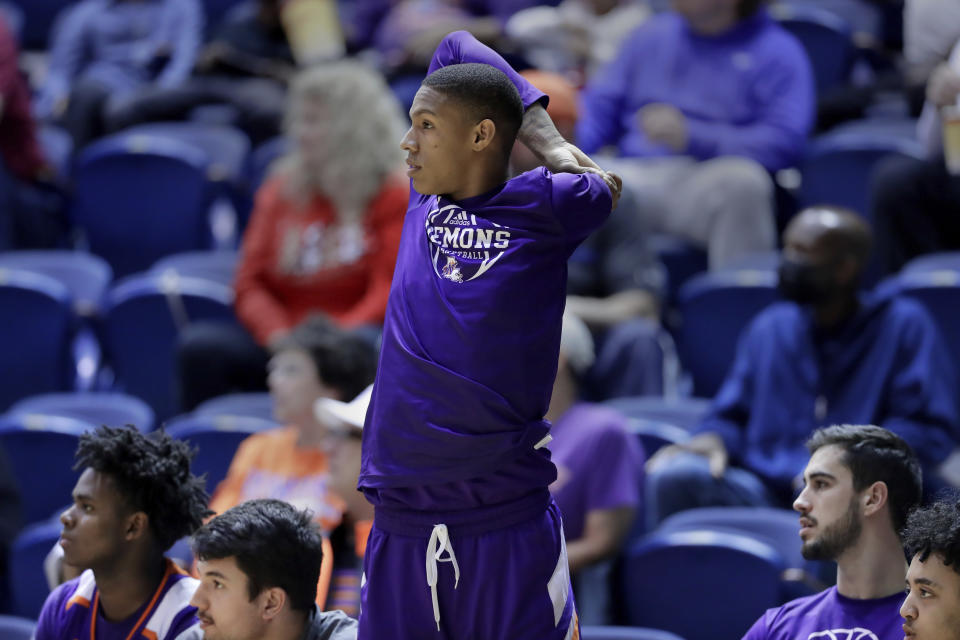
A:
<box><xmin>358</xmin><ymin>495</ymin><xmax>579</xmax><ymax>640</ymax></box>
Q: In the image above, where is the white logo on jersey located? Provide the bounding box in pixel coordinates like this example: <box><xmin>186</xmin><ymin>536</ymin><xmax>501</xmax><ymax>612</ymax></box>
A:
<box><xmin>424</xmin><ymin>200</ymin><xmax>512</xmax><ymax>283</ymax></box>
<box><xmin>808</xmin><ymin>629</ymin><xmax>879</xmax><ymax>640</ymax></box>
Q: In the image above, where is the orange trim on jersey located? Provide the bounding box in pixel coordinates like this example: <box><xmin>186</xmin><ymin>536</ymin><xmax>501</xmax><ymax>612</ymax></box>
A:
<box><xmin>142</xmin><ymin>630</ymin><xmax>158</xmax><ymax>640</ymax></box>
<box><xmin>89</xmin><ymin>560</ymin><xmax>176</xmax><ymax>640</ymax></box>
<box><xmin>571</xmin><ymin>611</ymin><xmax>580</xmax><ymax>640</ymax></box>
<box><xmin>65</xmin><ymin>595</ymin><xmax>90</xmax><ymax>611</ymax></box>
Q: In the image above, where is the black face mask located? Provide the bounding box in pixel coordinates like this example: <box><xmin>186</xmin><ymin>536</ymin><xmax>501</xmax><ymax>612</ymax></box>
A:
<box><xmin>777</xmin><ymin>257</ymin><xmax>835</xmax><ymax>305</ymax></box>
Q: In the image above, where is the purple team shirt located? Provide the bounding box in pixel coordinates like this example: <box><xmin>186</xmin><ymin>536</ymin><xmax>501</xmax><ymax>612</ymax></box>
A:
<box><xmin>742</xmin><ymin>586</ymin><xmax>906</xmax><ymax>640</ymax></box>
<box><xmin>359</xmin><ymin>31</ymin><xmax>613</xmax><ymax>510</ymax></box>
<box><xmin>549</xmin><ymin>403</ymin><xmax>643</xmax><ymax>541</ymax></box>
<box><xmin>34</xmin><ymin>561</ymin><xmax>199</xmax><ymax>640</ymax></box>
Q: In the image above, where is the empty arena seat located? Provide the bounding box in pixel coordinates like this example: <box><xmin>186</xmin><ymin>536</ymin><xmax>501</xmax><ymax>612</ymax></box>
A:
<box><xmin>102</xmin><ymin>271</ymin><xmax>237</xmax><ymax>420</ymax></box>
<box><xmin>8</xmin><ymin>392</ymin><xmax>155</xmax><ymax>432</ymax></box>
<box><xmin>618</xmin><ymin>530</ymin><xmax>785</xmax><ymax>640</ymax></box>
<box><xmin>71</xmin><ymin>132</ymin><xmax>222</xmax><ymax>277</ymax></box>
<box><xmin>7</xmin><ymin>519</ymin><xmax>61</xmax><ymax>618</ymax></box>
<box><xmin>0</xmin><ymin>268</ymin><xmax>74</xmax><ymax>410</ymax></box>
<box><xmin>0</xmin><ymin>415</ymin><xmax>91</xmax><ymax>525</ymax></box>
<box><xmin>675</xmin><ymin>269</ymin><xmax>780</xmax><ymax>397</ymax></box>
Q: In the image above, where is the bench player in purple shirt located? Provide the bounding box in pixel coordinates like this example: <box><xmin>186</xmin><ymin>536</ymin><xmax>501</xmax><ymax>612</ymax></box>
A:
<box><xmin>901</xmin><ymin>496</ymin><xmax>960</xmax><ymax>640</ymax></box>
<box><xmin>356</xmin><ymin>30</ymin><xmax>621</xmax><ymax>640</ymax></box>
<box><xmin>34</xmin><ymin>425</ymin><xmax>210</xmax><ymax>640</ymax></box>
<box><xmin>743</xmin><ymin>425</ymin><xmax>922</xmax><ymax>640</ymax></box>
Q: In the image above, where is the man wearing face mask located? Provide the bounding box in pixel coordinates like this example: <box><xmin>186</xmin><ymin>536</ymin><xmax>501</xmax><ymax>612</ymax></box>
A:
<box><xmin>646</xmin><ymin>206</ymin><xmax>959</xmax><ymax>526</ymax></box>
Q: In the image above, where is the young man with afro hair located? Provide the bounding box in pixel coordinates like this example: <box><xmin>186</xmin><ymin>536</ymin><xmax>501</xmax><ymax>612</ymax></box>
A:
<box><xmin>901</xmin><ymin>494</ymin><xmax>960</xmax><ymax>640</ymax></box>
<box><xmin>34</xmin><ymin>425</ymin><xmax>210</xmax><ymax>640</ymax></box>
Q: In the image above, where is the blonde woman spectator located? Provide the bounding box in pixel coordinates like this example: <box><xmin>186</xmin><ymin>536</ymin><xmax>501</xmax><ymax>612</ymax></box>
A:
<box><xmin>178</xmin><ymin>61</ymin><xmax>407</xmax><ymax>410</ymax></box>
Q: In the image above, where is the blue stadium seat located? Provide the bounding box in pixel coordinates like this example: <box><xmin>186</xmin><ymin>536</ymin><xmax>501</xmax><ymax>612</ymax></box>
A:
<box><xmin>0</xmin><ymin>251</ymin><xmax>111</xmax><ymax>317</ymax></box>
<box><xmin>618</xmin><ymin>530</ymin><xmax>785</xmax><ymax>640</ymax></box>
<box><xmin>581</xmin><ymin>627</ymin><xmax>686</xmax><ymax>640</ymax></box>
<box><xmin>166</xmin><ymin>536</ymin><xmax>194</xmax><ymax>572</ymax></box>
<box><xmin>603</xmin><ymin>396</ymin><xmax>711</xmax><ymax>431</ymax></box>
<box><xmin>648</xmin><ymin>234</ymin><xmax>708</xmax><ymax>309</ymax></box>
<box><xmin>150</xmin><ymin>250</ymin><xmax>239</xmax><ymax>288</ymax></box>
<box><xmin>164</xmin><ymin>414</ymin><xmax>272</xmax><ymax>494</ymax></box>
<box><xmin>194</xmin><ymin>392</ymin><xmax>275</xmax><ymax>422</ymax></box>
<box><xmin>656</xmin><ymin>507</ymin><xmax>830</xmax><ymax>597</ymax></box>
<box><xmin>770</xmin><ymin>3</ymin><xmax>856</xmax><ymax>96</ymax></box>
<box><xmin>102</xmin><ymin>272</ymin><xmax>237</xmax><ymax>420</ymax></box>
<box><xmin>8</xmin><ymin>519</ymin><xmax>60</xmax><ymax>618</ymax></box>
<box><xmin>8</xmin><ymin>392</ymin><xmax>155</xmax><ymax>432</ymax></box>
<box><xmin>828</xmin><ymin>116</ymin><xmax>919</xmax><ymax>141</ymax></box>
<box><xmin>247</xmin><ymin>135</ymin><xmax>290</xmax><ymax>191</ymax></box>
<box><xmin>894</xmin><ymin>271</ymin><xmax>960</xmax><ymax>378</ymax></box>
<box><xmin>718</xmin><ymin>250</ymin><xmax>780</xmax><ymax>273</ymax></box>
<box><xmin>71</xmin><ymin>132</ymin><xmax>220</xmax><ymax>278</ymax></box>
<box><xmin>121</xmin><ymin>122</ymin><xmax>250</xmax><ymax>184</ymax></box>
<box><xmin>675</xmin><ymin>269</ymin><xmax>779</xmax><ymax>397</ymax></box>
<box><xmin>0</xmin><ymin>415</ymin><xmax>90</xmax><ymax>525</ymax></box>
<box><xmin>0</xmin><ymin>614</ymin><xmax>37</xmax><ymax>640</ymax></box>
<box><xmin>625</xmin><ymin>418</ymin><xmax>689</xmax><ymax>457</ymax></box>
<box><xmin>7</xmin><ymin>0</ymin><xmax>68</xmax><ymax>49</ymax></box>
<box><xmin>122</xmin><ymin>122</ymin><xmax>252</xmax><ymax>240</ymax></box>
<box><xmin>902</xmin><ymin>251</ymin><xmax>960</xmax><ymax>275</ymax></box>
<box><xmin>799</xmin><ymin>127</ymin><xmax>926</xmax><ymax>220</ymax></box>
<box><xmin>0</xmin><ymin>268</ymin><xmax>74</xmax><ymax>410</ymax></box>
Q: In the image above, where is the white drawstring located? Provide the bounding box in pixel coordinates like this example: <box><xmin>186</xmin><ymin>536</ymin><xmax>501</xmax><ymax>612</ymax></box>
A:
<box><xmin>425</xmin><ymin>524</ymin><xmax>460</xmax><ymax>631</ymax></box>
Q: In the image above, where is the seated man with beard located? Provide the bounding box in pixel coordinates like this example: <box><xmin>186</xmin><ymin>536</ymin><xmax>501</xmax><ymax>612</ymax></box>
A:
<box><xmin>743</xmin><ymin>424</ymin><xmax>922</xmax><ymax>640</ymax></box>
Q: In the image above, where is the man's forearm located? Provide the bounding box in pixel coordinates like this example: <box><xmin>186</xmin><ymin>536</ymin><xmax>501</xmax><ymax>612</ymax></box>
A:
<box><xmin>517</xmin><ymin>103</ymin><xmax>567</xmax><ymax>159</ymax></box>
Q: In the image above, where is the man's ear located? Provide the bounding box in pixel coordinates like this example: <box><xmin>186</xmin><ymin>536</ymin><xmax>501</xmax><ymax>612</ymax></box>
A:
<box><xmin>260</xmin><ymin>587</ymin><xmax>287</xmax><ymax>621</ymax></box>
<box><xmin>471</xmin><ymin>119</ymin><xmax>497</xmax><ymax>151</ymax></box>
<box><xmin>124</xmin><ymin>512</ymin><xmax>149</xmax><ymax>542</ymax></box>
<box><xmin>862</xmin><ymin>480</ymin><xmax>889</xmax><ymax>518</ymax></box>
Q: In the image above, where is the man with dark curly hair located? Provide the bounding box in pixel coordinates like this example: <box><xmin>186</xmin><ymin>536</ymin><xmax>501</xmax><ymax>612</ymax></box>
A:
<box><xmin>901</xmin><ymin>495</ymin><xmax>960</xmax><ymax>640</ymax></box>
<box><xmin>34</xmin><ymin>425</ymin><xmax>210</xmax><ymax>640</ymax></box>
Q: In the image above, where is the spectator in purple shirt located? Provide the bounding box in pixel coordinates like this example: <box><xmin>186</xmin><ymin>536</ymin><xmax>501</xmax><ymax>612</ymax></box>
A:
<box><xmin>743</xmin><ymin>424</ymin><xmax>922</xmax><ymax>640</ymax></box>
<box><xmin>578</xmin><ymin>0</ymin><xmax>814</xmax><ymax>269</ymax></box>
<box><xmin>36</xmin><ymin>0</ymin><xmax>203</xmax><ymax>149</ymax></box>
<box><xmin>901</xmin><ymin>495</ymin><xmax>960</xmax><ymax>640</ymax></box>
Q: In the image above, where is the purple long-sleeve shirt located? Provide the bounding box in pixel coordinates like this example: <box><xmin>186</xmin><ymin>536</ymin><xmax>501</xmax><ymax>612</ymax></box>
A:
<box><xmin>359</xmin><ymin>31</ymin><xmax>612</xmax><ymax>513</ymax></box>
<box><xmin>577</xmin><ymin>9</ymin><xmax>814</xmax><ymax>172</ymax></box>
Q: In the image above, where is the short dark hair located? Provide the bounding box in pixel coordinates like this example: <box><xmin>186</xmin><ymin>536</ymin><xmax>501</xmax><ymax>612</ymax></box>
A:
<box><xmin>902</xmin><ymin>493</ymin><xmax>960</xmax><ymax>575</ymax></box>
<box><xmin>422</xmin><ymin>61</ymin><xmax>524</xmax><ymax>158</ymax></box>
<box><xmin>74</xmin><ymin>425</ymin><xmax>210</xmax><ymax>550</ymax></box>
<box><xmin>806</xmin><ymin>425</ymin><xmax>922</xmax><ymax>534</ymax></box>
<box><xmin>274</xmin><ymin>315</ymin><xmax>377</xmax><ymax>401</ymax></box>
<box><xmin>192</xmin><ymin>499</ymin><xmax>323</xmax><ymax>611</ymax></box>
